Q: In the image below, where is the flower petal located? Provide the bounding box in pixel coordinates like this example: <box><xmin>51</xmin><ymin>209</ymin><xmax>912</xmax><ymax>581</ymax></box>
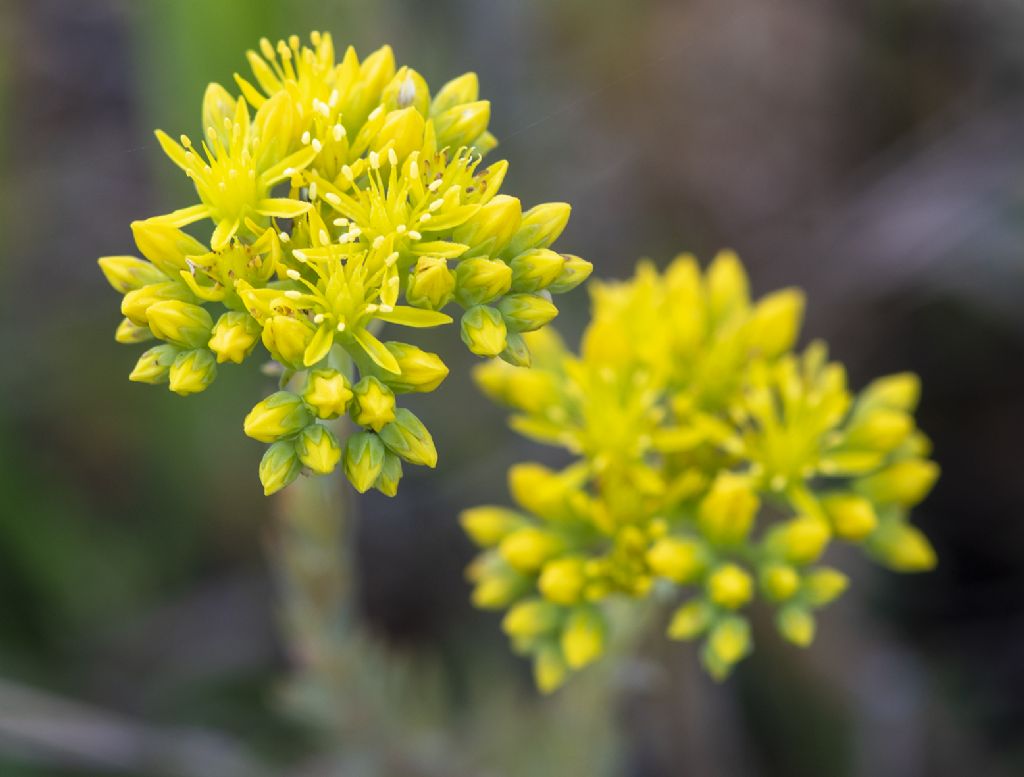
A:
<box><xmin>303</xmin><ymin>324</ymin><xmax>335</xmax><ymax>367</ymax></box>
<box><xmin>354</xmin><ymin>328</ymin><xmax>401</xmax><ymax>374</ymax></box>
<box><xmin>261</xmin><ymin>146</ymin><xmax>319</xmax><ymax>186</ymax></box>
<box><xmin>256</xmin><ymin>198</ymin><xmax>313</xmax><ymax>219</ymax></box>
<box><xmin>375</xmin><ymin>306</ymin><xmax>452</xmax><ymax>328</ymax></box>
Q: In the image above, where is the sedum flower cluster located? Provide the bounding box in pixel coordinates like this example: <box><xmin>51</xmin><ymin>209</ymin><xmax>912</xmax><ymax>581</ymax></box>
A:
<box><xmin>464</xmin><ymin>252</ymin><xmax>939</xmax><ymax>691</ymax></box>
<box><xmin>98</xmin><ymin>32</ymin><xmax>590</xmax><ymax>496</ymax></box>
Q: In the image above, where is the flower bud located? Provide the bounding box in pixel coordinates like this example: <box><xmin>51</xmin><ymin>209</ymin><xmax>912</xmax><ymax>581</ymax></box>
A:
<box><xmin>243</xmin><ymin>391</ymin><xmax>312</xmax><ymax>443</ymax></box>
<box><xmin>856</xmin><ymin>459</ymin><xmax>939</xmax><ymax>507</ymax></box>
<box><xmin>497</xmin><ymin>293</ymin><xmax>558</xmax><ymax>333</ymax></box>
<box><xmin>502</xmin><ymin>598</ymin><xmax>562</xmax><ymax>639</ymax></box>
<box><xmin>860</xmin><ymin>372</ymin><xmax>920</xmax><ymax>413</ymax></box>
<box><xmin>373</xmin><ymin>450</ymin><xmax>403</xmax><ymax>497</ymax></box>
<box><xmin>381</xmin><ymin>342</ymin><xmax>449</xmax><ymax>393</ymax></box>
<box><xmin>759</xmin><ymin>563</ymin><xmax>800</xmax><ymax>601</ymax></box>
<box><xmin>507</xmin><ymin>462</ymin><xmax>581</xmax><ymax>521</ymax></box>
<box><xmin>707</xmin><ymin>563</ymin><xmax>754</xmax><ymax>610</ymax></box>
<box><xmin>500</xmin><ymin>526</ymin><xmax>564</xmax><ymax>573</ymax></box>
<box><xmin>430</xmin><ymin>72</ymin><xmax>478</xmax><ymax>116</ymax></box>
<box><xmin>302</xmin><ymin>369</ymin><xmax>353</xmax><ymax>419</ymax></box>
<box><xmin>372</xmin><ymin>106</ymin><xmax>426</xmax><ymax>159</ymax></box>
<box><xmin>460</xmin><ymin>506</ymin><xmax>527</xmax><ymax>548</ymax></box>
<box><xmin>766</xmin><ymin>516</ymin><xmax>832</xmax><ymax>565</ymax></box>
<box><xmin>777</xmin><ymin>605</ymin><xmax>815</xmax><ymax>647</ymax></box>
<box><xmin>539</xmin><ymin>557</ymin><xmax>587</xmax><ymax>605</ymax></box>
<box><xmin>802</xmin><ymin>567</ymin><xmax>849</xmax><ymax>606</ymax></box>
<box><xmin>509</xmin><ymin>248</ymin><xmax>565</xmax><ymax>292</ymax></box>
<box><xmin>115</xmin><ymin>318</ymin><xmax>153</xmax><ymax>344</ymax></box>
<box><xmin>433</xmin><ymin>100</ymin><xmax>490</xmax><ymax>150</ymax></box>
<box><xmin>844</xmin><ymin>408</ymin><xmax>913</xmax><ymax>452</ymax></box>
<box><xmin>259</xmin><ymin>440</ymin><xmax>302</xmax><ymax>496</ymax></box>
<box><xmin>146</xmin><ymin>300</ymin><xmax>214</xmax><ymax>348</ymax></box>
<box><xmin>406</xmin><ymin>256</ymin><xmax>456</xmax><ymax>310</ymax></box>
<box><xmin>560</xmin><ymin>606</ymin><xmax>605</xmax><ymax>670</ymax></box>
<box><xmin>382</xmin><ymin>67</ymin><xmax>431</xmax><ymax>114</ymax></box>
<box><xmin>867</xmin><ymin>522</ymin><xmax>936</xmax><ymax>572</ymax></box>
<box><xmin>667</xmin><ymin>600</ymin><xmax>713</xmax><ymax>641</ymax></box>
<box><xmin>698</xmin><ymin>472</ymin><xmax>759</xmax><ymax>545</ymax></box>
<box><xmin>455</xmin><ymin>258</ymin><xmax>512</xmax><ymax>306</ymax></box>
<box><xmin>129</xmin><ymin>344</ymin><xmax>180</xmax><ymax>384</ymax></box>
<box><xmin>821</xmin><ymin>493</ymin><xmax>878</xmax><ymax>541</ymax></box>
<box><xmin>98</xmin><ymin>255</ymin><xmax>166</xmax><ymax>294</ymax></box>
<box><xmin>121</xmin><ymin>281</ymin><xmax>194</xmax><ymax>326</ymax></box>
<box><xmin>208</xmin><ymin>312</ymin><xmax>261</xmax><ymax>364</ymax></box>
<box><xmin>499</xmin><ymin>332</ymin><xmax>531</xmax><ymax>367</ymax></box>
<box><xmin>378</xmin><ymin>407</ymin><xmax>437</xmax><ymax>467</ymax></box>
<box><xmin>295</xmin><ymin>424</ymin><xmax>342</xmax><ymax>475</ymax></box>
<box><xmin>468</xmin><ymin>554</ymin><xmax>530</xmax><ymax>609</ymax></box>
<box><xmin>261</xmin><ymin>315</ymin><xmax>314</xmax><ymax>367</ymax></box>
<box><xmin>547</xmin><ymin>254</ymin><xmax>593</xmax><ymax>294</ymax></box>
<box><xmin>503</xmin><ymin>202</ymin><xmax>570</xmax><ymax>259</ymax></box>
<box><xmin>533</xmin><ymin>641</ymin><xmax>568</xmax><ymax>695</ymax></box>
<box><xmin>646</xmin><ymin>536</ymin><xmax>706</xmax><ymax>584</ymax></box>
<box><xmin>705</xmin><ymin>616</ymin><xmax>752</xmax><ymax>677</ymax></box>
<box><xmin>452</xmin><ymin>194</ymin><xmax>521</xmax><ymax>257</ymax></box>
<box><xmin>747</xmin><ymin>288</ymin><xmax>804</xmax><ymax>358</ymax></box>
<box><xmin>130</xmin><ymin>219</ymin><xmax>208</xmax><ymax>276</ymax></box>
<box><xmin>351</xmin><ymin>376</ymin><xmax>396</xmax><ymax>432</ymax></box>
<box><xmin>706</xmin><ymin>249</ymin><xmax>750</xmax><ymax>324</ymax></box>
<box><xmin>343</xmin><ymin>431</ymin><xmax>387</xmax><ymax>493</ymax></box>
<box><xmin>168</xmin><ymin>348</ymin><xmax>217</xmax><ymax>395</ymax></box>
<box><xmin>461</xmin><ymin>305</ymin><xmax>507</xmax><ymax>357</ymax></box>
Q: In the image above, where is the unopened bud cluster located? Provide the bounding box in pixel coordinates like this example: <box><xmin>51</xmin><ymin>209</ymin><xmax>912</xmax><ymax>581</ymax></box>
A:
<box><xmin>97</xmin><ymin>32</ymin><xmax>590</xmax><ymax>495</ymax></box>
<box><xmin>465</xmin><ymin>252</ymin><xmax>939</xmax><ymax>691</ymax></box>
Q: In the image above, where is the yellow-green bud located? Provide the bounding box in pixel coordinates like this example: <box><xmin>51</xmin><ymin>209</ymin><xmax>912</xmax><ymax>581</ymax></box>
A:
<box><xmin>460</xmin><ymin>506</ymin><xmax>527</xmax><ymax>548</ymax></box>
<box><xmin>433</xmin><ymin>99</ymin><xmax>491</xmax><ymax>150</ymax></box>
<box><xmin>295</xmin><ymin>424</ymin><xmax>342</xmax><ymax>475</ymax></box>
<box><xmin>759</xmin><ymin>563</ymin><xmax>801</xmax><ymax>601</ymax></box>
<box><xmin>302</xmin><ymin>369</ymin><xmax>353</xmax><ymax>420</ymax></box>
<box><xmin>777</xmin><ymin>605</ymin><xmax>815</xmax><ymax>647</ymax></box>
<box><xmin>455</xmin><ymin>258</ymin><xmax>512</xmax><ymax>306</ymax></box>
<box><xmin>766</xmin><ymin>516</ymin><xmax>832</xmax><ymax>565</ymax></box>
<box><xmin>547</xmin><ymin>254</ymin><xmax>593</xmax><ymax>294</ymax></box>
<box><xmin>860</xmin><ymin>372</ymin><xmax>920</xmax><ymax>413</ymax></box>
<box><xmin>381</xmin><ymin>342</ymin><xmax>449</xmax><ymax>393</ymax></box>
<box><xmin>208</xmin><ymin>312</ymin><xmax>261</xmax><ymax>364</ymax></box>
<box><xmin>502</xmin><ymin>598</ymin><xmax>562</xmax><ymax>638</ymax></box>
<box><xmin>509</xmin><ymin>248</ymin><xmax>565</xmax><ymax>292</ymax></box>
<box><xmin>507</xmin><ymin>462</ymin><xmax>578</xmax><ymax>521</ymax></box>
<box><xmin>406</xmin><ymin>255</ymin><xmax>455</xmax><ymax>310</ymax></box>
<box><xmin>503</xmin><ymin>202</ymin><xmax>570</xmax><ymax>259</ymax></box>
<box><xmin>243</xmin><ymin>391</ymin><xmax>312</xmax><ymax>443</ymax></box>
<box><xmin>115</xmin><ymin>318</ymin><xmax>153</xmax><ymax>344</ymax></box>
<box><xmin>98</xmin><ymin>255</ymin><xmax>166</xmax><ymax>294</ymax></box>
<box><xmin>868</xmin><ymin>522</ymin><xmax>936</xmax><ymax>572</ymax></box>
<box><xmin>259</xmin><ymin>440</ymin><xmax>301</xmax><ymax>496</ymax></box>
<box><xmin>844</xmin><ymin>409</ymin><xmax>913</xmax><ymax>452</ymax></box>
<box><xmin>698</xmin><ymin>472</ymin><xmax>759</xmax><ymax>545</ymax></box>
<box><xmin>129</xmin><ymin>344</ymin><xmax>180</xmax><ymax>384</ymax></box>
<box><xmin>667</xmin><ymin>600</ymin><xmax>713</xmax><ymax>641</ymax></box>
<box><xmin>430</xmin><ymin>72</ymin><xmax>478</xmax><ymax>116</ymax></box>
<box><xmin>121</xmin><ymin>281</ymin><xmax>194</xmax><ymax>326</ymax></box>
<box><xmin>561</xmin><ymin>606</ymin><xmax>605</xmax><ymax>670</ymax></box>
<box><xmin>351</xmin><ymin>376</ymin><xmax>396</xmax><ymax>432</ymax></box>
<box><xmin>453</xmin><ymin>194</ymin><xmax>521</xmax><ymax>257</ymax></box>
<box><xmin>707</xmin><ymin>563</ymin><xmax>754</xmax><ymax>609</ymax></box>
<box><xmin>130</xmin><ymin>219</ymin><xmax>207</xmax><ymax>276</ymax></box>
<box><xmin>146</xmin><ymin>300</ymin><xmax>213</xmax><ymax>349</ymax></box>
<box><xmin>497</xmin><ymin>293</ymin><xmax>558</xmax><ymax>333</ymax></box>
<box><xmin>461</xmin><ymin>305</ymin><xmax>507</xmax><ymax>357</ymax></box>
<box><xmin>802</xmin><ymin>567</ymin><xmax>849</xmax><ymax>606</ymax></box>
<box><xmin>821</xmin><ymin>493</ymin><xmax>878</xmax><ymax>541</ymax></box>
<box><xmin>533</xmin><ymin>640</ymin><xmax>568</xmax><ymax>695</ymax></box>
<box><xmin>378</xmin><ymin>407</ymin><xmax>437</xmax><ymax>467</ymax></box>
<box><xmin>706</xmin><ymin>249</ymin><xmax>750</xmax><ymax>324</ymax></box>
<box><xmin>747</xmin><ymin>288</ymin><xmax>804</xmax><ymax>358</ymax></box>
<box><xmin>467</xmin><ymin>554</ymin><xmax>530</xmax><ymax>609</ymax></box>
<box><xmin>500</xmin><ymin>527</ymin><xmax>563</xmax><ymax>573</ymax></box>
<box><xmin>373</xmin><ymin>451</ymin><xmax>403</xmax><ymax>497</ymax></box>
<box><xmin>343</xmin><ymin>431</ymin><xmax>387</xmax><ymax>493</ymax></box>
<box><xmin>499</xmin><ymin>331</ymin><xmax>531</xmax><ymax>367</ymax></box>
<box><xmin>372</xmin><ymin>106</ymin><xmax>426</xmax><ymax>159</ymax></box>
<box><xmin>646</xmin><ymin>536</ymin><xmax>706</xmax><ymax>584</ymax></box>
<box><xmin>539</xmin><ymin>557</ymin><xmax>587</xmax><ymax>605</ymax></box>
<box><xmin>261</xmin><ymin>315</ymin><xmax>314</xmax><ymax>368</ymax></box>
<box><xmin>705</xmin><ymin>616</ymin><xmax>752</xmax><ymax>679</ymax></box>
<box><xmin>168</xmin><ymin>348</ymin><xmax>217</xmax><ymax>395</ymax></box>
<box><xmin>856</xmin><ymin>459</ymin><xmax>939</xmax><ymax>507</ymax></box>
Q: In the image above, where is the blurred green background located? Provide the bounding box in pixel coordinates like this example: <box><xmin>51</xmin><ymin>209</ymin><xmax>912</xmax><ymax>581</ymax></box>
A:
<box><xmin>3</xmin><ymin>0</ymin><xmax>1024</xmax><ymax>775</ymax></box>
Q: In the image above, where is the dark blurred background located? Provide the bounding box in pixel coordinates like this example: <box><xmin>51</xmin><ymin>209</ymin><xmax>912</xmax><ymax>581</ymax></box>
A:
<box><xmin>2</xmin><ymin>0</ymin><xmax>1024</xmax><ymax>775</ymax></box>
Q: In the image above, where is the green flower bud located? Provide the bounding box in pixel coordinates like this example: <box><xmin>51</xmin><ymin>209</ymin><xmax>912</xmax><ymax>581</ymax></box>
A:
<box><xmin>502</xmin><ymin>598</ymin><xmax>562</xmax><ymax>639</ymax></box>
<box><xmin>802</xmin><ymin>567</ymin><xmax>849</xmax><ymax>606</ymax></box>
<box><xmin>121</xmin><ymin>281</ymin><xmax>194</xmax><ymax>326</ymax></box>
<box><xmin>406</xmin><ymin>255</ymin><xmax>455</xmax><ymax>310</ymax></box>
<box><xmin>378</xmin><ymin>407</ymin><xmax>437</xmax><ymax>468</ymax></box>
<box><xmin>867</xmin><ymin>522</ymin><xmax>936</xmax><ymax>572</ymax></box>
<box><xmin>460</xmin><ymin>506</ymin><xmax>527</xmax><ymax>548</ymax></box>
<box><xmin>759</xmin><ymin>562</ymin><xmax>801</xmax><ymax>601</ymax></box>
<box><xmin>380</xmin><ymin>342</ymin><xmax>449</xmax><ymax>393</ymax></box>
<box><xmin>455</xmin><ymin>257</ymin><xmax>512</xmax><ymax>306</ymax></box>
<box><xmin>146</xmin><ymin>300</ymin><xmax>214</xmax><ymax>348</ymax></box>
<box><xmin>776</xmin><ymin>605</ymin><xmax>815</xmax><ymax>647</ymax></box>
<box><xmin>243</xmin><ymin>391</ymin><xmax>312</xmax><ymax>443</ymax></box>
<box><xmin>546</xmin><ymin>254</ymin><xmax>593</xmax><ymax>294</ymax></box>
<box><xmin>208</xmin><ymin>312</ymin><xmax>261</xmax><ymax>364</ymax></box>
<box><xmin>168</xmin><ymin>348</ymin><xmax>217</xmax><ymax>395</ymax></box>
<box><xmin>497</xmin><ymin>293</ymin><xmax>558</xmax><ymax>333</ymax></box>
<box><xmin>129</xmin><ymin>344</ymin><xmax>180</xmax><ymax>384</ymax></box>
<box><xmin>844</xmin><ymin>408</ymin><xmax>914</xmax><ymax>452</ymax></box>
<box><xmin>259</xmin><ymin>440</ymin><xmax>302</xmax><ymax>496</ymax></box>
<box><xmin>461</xmin><ymin>305</ymin><xmax>507</xmax><ymax>357</ymax></box>
<box><xmin>499</xmin><ymin>331</ymin><xmax>532</xmax><ymax>367</ymax></box>
<box><xmin>433</xmin><ymin>99</ymin><xmax>491</xmax><ymax>150</ymax></box>
<box><xmin>705</xmin><ymin>616</ymin><xmax>752</xmax><ymax>677</ymax></box>
<box><xmin>667</xmin><ymin>600</ymin><xmax>713</xmax><ymax>641</ymax></box>
<box><xmin>98</xmin><ymin>255</ymin><xmax>166</xmax><ymax>294</ymax></box>
<box><xmin>509</xmin><ymin>248</ymin><xmax>565</xmax><ymax>292</ymax></box>
<box><xmin>453</xmin><ymin>194</ymin><xmax>521</xmax><ymax>257</ymax></box>
<box><xmin>302</xmin><ymin>369</ymin><xmax>353</xmax><ymax>419</ymax></box>
<box><xmin>860</xmin><ymin>372</ymin><xmax>921</xmax><ymax>413</ymax></box>
<box><xmin>115</xmin><ymin>318</ymin><xmax>153</xmax><ymax>344</ymax></box>
<box><xmin>351</xmin><ymin>376</ymin><xmax>396</xmax><ymax>432</ymax></box>
<box><xmin>560</xmin><ymin>606</ymin><xmax>605</xmax><ymax>670</ymax></box>
<box><xmin>295</xmin><ymin>424</ymin><xmax>342</xmax><ymax>475</ymax></box>
<box><xmin>373</xmin><ymin>450</ymin><xmax>403</xmax><ymax>497</ymax></box>
<box><xmin>533</xmin><ymin>640</ymin><xmax>568</xmax><ymax>695</ymax></box>
<box><xmin>343</xmin><ymin>431</ymin><xmax>387</xmax><ymax>493</ymax></box>
<box><xmin>856</xmin><ymin>459</ymin><xmax>939</xmax><ymax>507</ymax></box>
<box><xmin>470</xmin><ymin>563</ymin><xmax>529</xmax><ymax>610</ymax></box>
<box><xmin>261</xmin><ymin>315</ymin><xmax>314</xmax><ymax>368</ymax></box>
<box><xmin>707</xmin><ymin>563</ymin><xmax>754</xmax><ymax>610</ymax></box>
<box><xmin>646</xmin><ymin>536</ymin><xmax>706</xmax><ymax>584</ymax></box>
<box><xmin>503</xmin><ymin>202</ymin><xmax>570</xmax><ymax>258</ymax></box>
<box><xmin>430</xmin><ymin>72</ymin><xmax>478</xmax><ymax>116</ymax></box>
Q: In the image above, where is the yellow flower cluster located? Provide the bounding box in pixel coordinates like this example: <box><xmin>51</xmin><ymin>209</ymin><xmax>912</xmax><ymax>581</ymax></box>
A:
<box><xmin>464</xmin><ymin>252</ymin><xmax>939</xmax><ymax>690</ymax></box>
<box><xmin>98</xmin><ymin>32</ymin><xmax>591</xmax><ymax>496</ymax></box>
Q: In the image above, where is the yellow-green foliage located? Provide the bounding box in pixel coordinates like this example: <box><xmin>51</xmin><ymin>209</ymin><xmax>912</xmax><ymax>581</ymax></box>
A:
<box><xmin>97</xmin><ymin>32</ymin><xmax>591</xmax><ymax>496</ymax></box>
<box><xmin>465</xmin><ymin>252</ymin><xmax>938</xmax><ymax>689</ymax></box>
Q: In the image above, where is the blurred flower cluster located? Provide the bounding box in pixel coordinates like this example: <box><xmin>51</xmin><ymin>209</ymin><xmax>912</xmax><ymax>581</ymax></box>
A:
<box><xmin>465</xmin><ymin>252</ymin><xmax>939</xmax><ymax>690</ymax></box>
<box><xmin>98</xmin><ymin>32</ymin><xmax>591</xmax><ymax>496</ymax></box>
